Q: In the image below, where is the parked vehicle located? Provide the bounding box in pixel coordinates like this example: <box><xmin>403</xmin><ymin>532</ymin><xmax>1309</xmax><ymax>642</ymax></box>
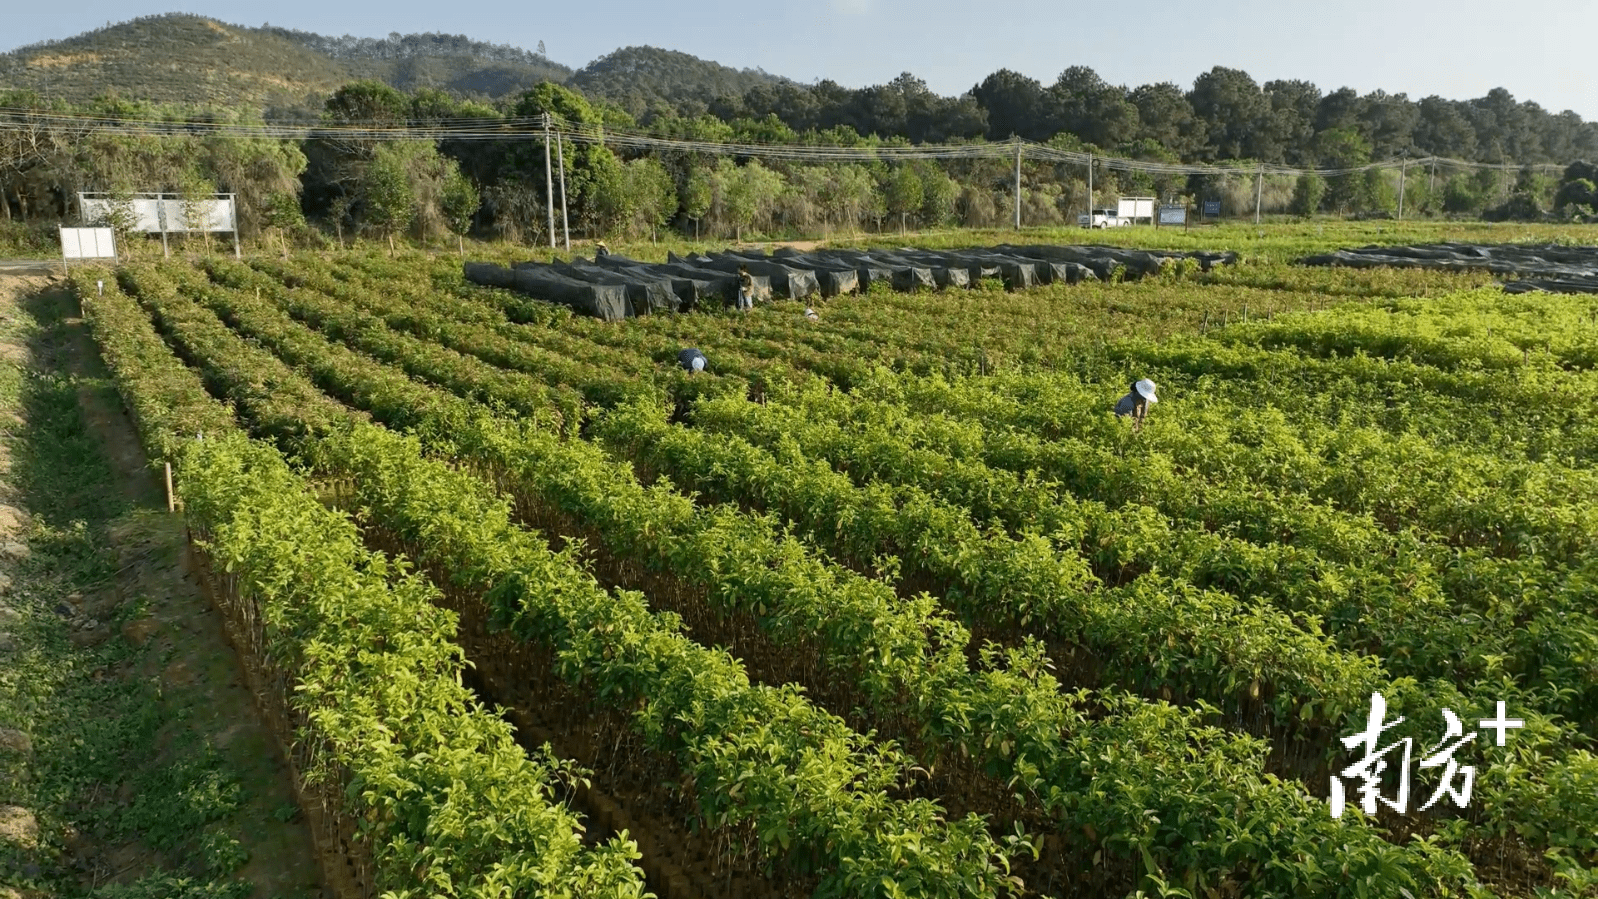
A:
<box><xmin>1078</xmin><ymin>208</ymin><xmax>1129</xmax><ymax>228</ymax></box>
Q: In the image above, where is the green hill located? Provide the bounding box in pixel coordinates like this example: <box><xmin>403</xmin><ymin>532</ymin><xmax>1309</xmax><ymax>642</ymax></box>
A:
<box><xmin>0</xmin><ymin>14</ymin><xmax>356</xmax><ymax>110</ymax></box>
<box><xmin>0</xmin><ymin>14</ymin><xmax>778</xmax><ymax>117</ymax></box>
<box><xmin>260</xmin><ymin>25</ymin><xmax>573</xmax><ymax>99</ymax></box>
<box><xmin>570</xmin><ymin>46</ymin><xmax>788</xmax><ymax>118</ymax></box>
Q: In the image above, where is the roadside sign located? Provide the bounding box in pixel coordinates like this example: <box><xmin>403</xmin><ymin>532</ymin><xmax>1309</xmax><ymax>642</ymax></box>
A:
<box><xmin>1202</xmin><ymin>200</ymin><xmax>1222</xmax><ymax>217</ymax></box>
<box><xmin>60</xmin><ymin>226</ymin><xmax>117</xmax><ymax>264</ymax></box>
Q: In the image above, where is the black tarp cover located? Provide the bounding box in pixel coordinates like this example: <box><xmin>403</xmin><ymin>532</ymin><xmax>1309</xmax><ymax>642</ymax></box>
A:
<box><xmin>465</xmin><ymin>244</ymin><xmax>1238</xmax><ymax>319</ymax></box>
<box><xmin>467</xmin><ymin>262</ymin><xmax>631</xmax><ymax>321</ymax></box>
<box><xmin>1299</xmin><ymin>243</ymin><xmax>1598</xmax><ymax>294</ymax></box>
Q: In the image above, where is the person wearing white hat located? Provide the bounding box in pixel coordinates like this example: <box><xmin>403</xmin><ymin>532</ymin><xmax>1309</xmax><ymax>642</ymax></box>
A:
<box><xmin>1114</xmin><ymin>378</ymin><xmax>1158</xmax><ymax>431</ymax></box>
<box><xmin>804</xmin><ymin>307</ymin><xmax>819</xmax><ymax>322</ymax></box>
<box><xmin>678</xmin><ymin>347</ymin><xmax>707</xmax><ymax>375</ymax></box>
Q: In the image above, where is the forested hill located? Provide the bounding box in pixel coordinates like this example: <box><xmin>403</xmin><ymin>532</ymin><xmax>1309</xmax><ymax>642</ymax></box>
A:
<box><xmin>0</xmin><ymin>14</ymin><xmax>776</xmax><ymax>116</ymax></box>
<box><xmin>259</xmin><ymin>25</ymin><xmax>574</xmax><ymax>100</ymax></box>
<box><xmin>569</xmin><ymin>46</ymin><xmax>788</xmax><ymax>120</ymax></box>
<box><xmin>1</xmin><ymin>12</ymin><xmax>1595</xmax><ymax>168</ymax></box>
<box><xmin>0</xmin><ymin>15</ymin><xmax>356</xmax><ymax>110</ymax></box>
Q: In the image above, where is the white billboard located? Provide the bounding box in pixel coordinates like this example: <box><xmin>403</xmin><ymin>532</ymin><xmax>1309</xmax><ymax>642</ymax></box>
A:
<box><xmin>79</xmin><ymin>194</ymin><xmax>237</xmax><ymax>233</ymax></box>
<box><xmin>60</xmin><ymin>227</ymin><xmax>117</xmax><ymax>261</ymax></box>
<box><xmin>1117</xmin><ymin>197</ymin><xmax>1155</xmax><ymax>222</ymax></box>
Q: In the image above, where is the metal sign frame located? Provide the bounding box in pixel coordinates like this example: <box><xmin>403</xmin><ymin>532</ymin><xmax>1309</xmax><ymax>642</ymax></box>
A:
<box><xmin>78</xmin><ymin>192</ymin><xmax>241</xmax><ymax>258</ymax></box>
<box><xmin>59</xmin><ymin>226</ymin><xmax>117</xmax><ymax>269</ymax></box>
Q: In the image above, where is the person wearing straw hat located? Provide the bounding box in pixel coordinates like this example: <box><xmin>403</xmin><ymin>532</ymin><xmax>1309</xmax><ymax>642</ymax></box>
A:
<box><xmin>804</xmin><ymin>306</ymin><xmax>819</xmax><ymax>322</ymax></box>
<box><xmin>595</xmin><ymin>241</ymin><xmax>610</xmax><ymax>258</ymax></box>
<box><xmin>1115</xmin><ymin>379</ymin><xmax>1158</xmax><ymax>431</ymax></box>
<box><xmin>678</xmin><ymin>347</ymin><xmax>707</xmax><ymax>375</ymax></box>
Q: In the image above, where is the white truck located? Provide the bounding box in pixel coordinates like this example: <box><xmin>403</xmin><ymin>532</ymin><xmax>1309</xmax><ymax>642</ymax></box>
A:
<box><xmin>1080</xmin><ymin>196</ymin><xmax>1156</xmax><ymax>228</ymax></box>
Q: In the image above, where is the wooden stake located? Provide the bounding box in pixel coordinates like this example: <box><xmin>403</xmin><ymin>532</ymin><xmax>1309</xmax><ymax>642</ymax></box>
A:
<box><xmin>165</xmin><ymin>461</ymin><xmax>175</xmax><ymax>512</ymax></box>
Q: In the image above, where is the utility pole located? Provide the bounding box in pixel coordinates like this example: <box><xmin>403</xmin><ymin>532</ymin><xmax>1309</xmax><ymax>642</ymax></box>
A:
<box><xmin>1086</xmin><ymin>154</ymin><xmax>1093</xmax><ymax>225</ymax></box>
<box><xmin>1397</xmin><ymin>161</ymin><xmax>1406</xmax><ymax>220</ymax></box>
<box><xmin>1254</xmin><ymin>165</ymin><xmax>1263</xmax><ymax>224</ymax></box>
<box><xmin>1013</xmin><ymin>138</ymin><xmax>1022</xmax><ymax>231</ymax></box>
<box><xmin>555</xmin><ymin>123</ymin><xmax>571</xmax><ymax>252</ymax></box>
<box><xmin>543</xmin><ymin>113</ymin><xmax>555</xmax><ymax>249</ymax></box>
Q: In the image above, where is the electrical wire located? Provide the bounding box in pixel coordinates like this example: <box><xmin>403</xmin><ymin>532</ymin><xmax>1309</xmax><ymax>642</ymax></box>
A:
<box><xmin>0</xmin><ymin>106</ymin><xmax>1567</xmax><ymax>177</ymax></box>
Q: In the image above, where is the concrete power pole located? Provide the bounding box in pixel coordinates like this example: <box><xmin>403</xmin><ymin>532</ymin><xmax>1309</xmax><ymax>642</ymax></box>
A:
<box><xmin>1254</xmin><ymin>166</ymin><xmax>1263</xmax><ymax>224</ymax></box>
<box><xmin>543</xmin><ymin>113</ymin><xmax>556</xmax><ymax>249</ymax></box>
<box><xmin>1398</xmin><ymin>161</ymin><xmax>1407</xmax><ymax>220</ymax></box>
<box><xmin>1013</xmin><ymin>138</ymin><xmax>1022</xmax><ymax>231</ymax></box>
<box><xmin>1086</xmin><ymin>154</ymin><xmax>1093</xmax><ymax>225</ymax></box>
<box><xmin>555</xmin><ymin>125</ymin><xmax>571</xmax><ymax>251</ymax></box>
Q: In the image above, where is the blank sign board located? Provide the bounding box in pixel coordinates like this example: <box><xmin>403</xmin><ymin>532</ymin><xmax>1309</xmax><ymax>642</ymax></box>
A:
<box><xmin>60</xmin><ymin>227</ymin><xmax>117</xmax><ymax>260</ymax></box>
<box><xmin>79</xmin><ymin>195</ymin><xmax>236</xmax><ymax>233</ymax></box>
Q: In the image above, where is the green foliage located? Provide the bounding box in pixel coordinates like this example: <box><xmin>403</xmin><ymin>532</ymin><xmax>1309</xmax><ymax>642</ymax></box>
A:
<box><xmin>1553</xmin><ymin>176</ymin><xmax>1596</xmax><ymax>214</ymax></box>
<box><xmin>1289</xmin><ymin>172</ymin><xmax>1326</xmax><ymax>216</ymax></box>
<box><xmin>261</xmin><ymin>191</ymin><xmax>306</xmax><ymax>234</ymax></box>
<box><xmin>1359</xmin><ymin>167</ymin><xmax>1398</xmax><ymax>215</ymax></box>
<box><xmin>1442</xmin><ymin>174</ymin><xmax>1485</xmax><ymax>215</ymax></box>
<box><xmin>1482</xmin><ymin>191</ymin><xmax>1545</xmax><ymax>222</ymax></box>
<box><xmin>440</xmin><ymin>167</ymin><xmax>479</xmax><ymax>237</ymax></box>
<box><xmin>883</xmin><ymin>165</ymin><xmax>924</xmax><ymax>232</ymax></box>
<box><xmin>322</xmin><ymin>80</ymin><xmax>410</xmax><ymax>125</ymax></box>
<box><xmin>1316</xmin><ymin>128</ymin><xmax>1371</xmax><ymax>212</ymax></box>
<box><xmin>918</xmin><ymin>169</ymin><xmax>960</xmax><ymax>227</ymax></box>
<box><xmin>71</xmin><ymin>214</ymin><xmax>1598</xmax><ymax>897</ymax></box>
<box><xmin>718</xmin><ymin>158</ymin><xmax>786</xmax><ymax>239</ymax></box>
<box><xmin>356</xmin><ymin>143</ymin><xmax>415</xmax><ymax>237</ymax></box>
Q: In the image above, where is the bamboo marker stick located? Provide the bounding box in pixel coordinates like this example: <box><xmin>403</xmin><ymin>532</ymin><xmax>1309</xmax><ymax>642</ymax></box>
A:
<box><xmin>165</xmin><ymin>461</ymin><xmax>175</xmax><ymax>512</ymax></box>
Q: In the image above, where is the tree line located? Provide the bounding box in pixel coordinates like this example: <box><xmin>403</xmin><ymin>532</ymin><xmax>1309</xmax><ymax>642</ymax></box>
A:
<box><xmin>3</xmin><ymin>67</ymin><xmax>1597</xmax><ymax>249</ymax></box>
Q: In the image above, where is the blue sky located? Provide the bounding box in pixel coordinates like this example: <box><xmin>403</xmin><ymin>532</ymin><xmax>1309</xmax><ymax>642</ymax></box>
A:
<box><xmin>8</xmin><ymin>0</ymin><xmax>1595</xmax><ymax>120</ymax></box>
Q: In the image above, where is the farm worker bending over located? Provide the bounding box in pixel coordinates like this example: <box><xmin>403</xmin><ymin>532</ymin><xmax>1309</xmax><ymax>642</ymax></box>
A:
<box><xmin>1114</xmin><ymin>379</ymin><xmax>1158</xmax><ymax>431</ymax></box>
<box><xmin>595</xmin><ymin>241</ymin><xmax>609</xmax><ymax>258</ymax></box>
<box><xmin>804</xmin><ymin>307</ymin><xmax>819</xmax><ymax>322</ymax></box>
<box><xmin>737</xmin><ymin>265</ymin><xmax>755</xmax><ymax>312</ymax></box>
<box><xmin>678</xmin><ymin>347</ymin><xmax>707</xmax><ymax>375</ymax></box>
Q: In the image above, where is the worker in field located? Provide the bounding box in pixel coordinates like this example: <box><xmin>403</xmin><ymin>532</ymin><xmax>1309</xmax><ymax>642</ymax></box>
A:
<box><xmin>678</xmin><ymin>347</ymin><xmax>707</xmax><ymax>375</ymax></box>
<box><xmin>1114</xmin><ymin>379</ymin><xmax>1158</xmax><ymax>431</ymax></box>
<box><xmin>804</xmin><ymin>306</ymin><xmax>819</xmax><ymax>322</ymax></box>
<box><xmin>737</xmin><ymin>265</ymin><xmax>755</xmax><ymax>312</ymax></box>
<box><xmin>595</xmin><ymin>241</ymin><xmax>610</xmax><ymax>258</ymax></box>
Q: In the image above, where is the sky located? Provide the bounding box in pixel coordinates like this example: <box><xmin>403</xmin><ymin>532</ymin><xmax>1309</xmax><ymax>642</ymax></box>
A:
<box><xmin>6</xmin><ymin>0</ymin><xmax>1596</xmax><ymax>121</ymax></box>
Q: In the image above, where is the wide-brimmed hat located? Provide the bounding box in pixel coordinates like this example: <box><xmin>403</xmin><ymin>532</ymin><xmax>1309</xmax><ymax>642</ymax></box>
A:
<box><xmin>1135</xmin><ymin>379</ymin><xmax>1158</xmax><ymax>403</ymax></box>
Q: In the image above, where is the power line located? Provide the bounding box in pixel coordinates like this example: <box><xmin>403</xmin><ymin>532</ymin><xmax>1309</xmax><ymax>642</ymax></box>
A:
<box><xmin>0</xmin><ymin>106</ymin><xmax>1567</xmax><ymax>177</ymax></box>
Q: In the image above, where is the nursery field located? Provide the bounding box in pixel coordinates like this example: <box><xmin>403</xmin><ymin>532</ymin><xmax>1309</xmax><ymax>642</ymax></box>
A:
<box><xmin>59</xmin><ymin>240</ymin><xmax>1598</xmax><ymax>899</ymax></box>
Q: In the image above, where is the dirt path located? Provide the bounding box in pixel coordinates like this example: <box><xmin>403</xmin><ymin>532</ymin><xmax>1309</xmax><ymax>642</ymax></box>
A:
<box><xmin>0</xmin><ymin>273</ymin><xmax>324</xmax><ymax>899</ymax></box>
<box><xmin>0</xmin><ymin>263</ymin><xmax>56</xmax><ymax>277</ymax></box>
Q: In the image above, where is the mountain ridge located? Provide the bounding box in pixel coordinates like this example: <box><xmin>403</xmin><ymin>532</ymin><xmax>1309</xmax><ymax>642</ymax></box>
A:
<box><xmin>0</xmin><ymin>13</ymin><xmax>783</xmax><ymax>114</ymax></box>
